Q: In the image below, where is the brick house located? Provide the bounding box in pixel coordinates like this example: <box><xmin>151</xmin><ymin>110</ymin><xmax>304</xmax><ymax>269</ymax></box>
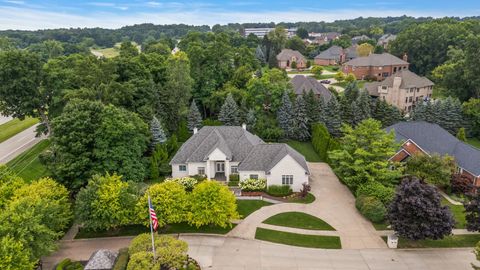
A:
<box><xmin>290</xmin><ymin>75</ymin><xmax>333</xmax><ymax>102</ymax></box>
<box><xmin>314</xmin><ymin>45</ymin><xmax>357</xmax><ymax>66</ymax></box>
<box><xmin>342</xmin><ymin>53</ymin><xmax>409</xmax><ymax>81</ymax></box>
<box><xmin>276</xmin><ymin>49</ymin><xmax>307</xmax><ymax>69</ymax></box>
<box><xmin>386</xmin><ymin>121</ymin><xmax>480</xmax><ymax>186</ymax></box>
<box><xmin>364</xmin><ymin>70</ymin><xmax>434</xmax><ymax>112</ymax></box>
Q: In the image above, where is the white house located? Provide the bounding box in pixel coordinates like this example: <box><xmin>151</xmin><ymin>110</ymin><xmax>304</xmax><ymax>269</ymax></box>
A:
<box><xmin>170</xmin><ymin>126</ymin><xmax>310</xmax><ymax>191</ymax></box>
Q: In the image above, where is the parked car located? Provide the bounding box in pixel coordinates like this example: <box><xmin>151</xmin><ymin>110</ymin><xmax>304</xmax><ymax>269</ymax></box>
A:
<box><xmin>320</xmin><ymin>80</ymin><xmax>331</xmax><ymax>84</ymax></box>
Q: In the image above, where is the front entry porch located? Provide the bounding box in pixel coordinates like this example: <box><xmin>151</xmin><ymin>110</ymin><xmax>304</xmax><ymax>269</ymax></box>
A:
<box><xmin>207</xmin><ymin>160</ymin><xmax>229</xmax><ymax>182</ymax></box>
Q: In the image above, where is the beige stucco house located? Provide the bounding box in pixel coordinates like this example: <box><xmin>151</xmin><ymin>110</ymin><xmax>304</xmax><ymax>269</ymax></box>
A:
<box><xmin>276</xmin><ymin>49</ymin><xmax>307</xmax><ymax>69</ymax></box>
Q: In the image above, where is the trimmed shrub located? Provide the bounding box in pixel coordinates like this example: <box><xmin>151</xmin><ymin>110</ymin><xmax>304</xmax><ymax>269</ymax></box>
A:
<box><xmin>356</xmin><ymin>196</ymin><xmax>386</xmax><ymax>223</ymax></box>
<box><xmin>228</xmin><ymin>181</ymin><xmax>239</xmax><ymax>187</ymax></box>
<box><xmin>164</xmin><ymin>177</ymin><xmax>198</xmax><ymax>191</ymax></box>
<box><xmin>128</xmin><ymin>234</ymin><xmax>188</xmax><ymax>269</ymax></box>
<box><xmin>191</xmin><ymin>174</ymin><xmax>207</xmax><ymax>182</ymax></box>
<box><xmin>229</xmin><ymin>174</ymin><xmax>240</xmax><ymax>182</ymax></box>
<box><xmin>239</xmin><ymin>178</ymin><xmax>267</xmax><ymax>192</ymax></box>
<box><xmin>56</xmin><ymin>259</ymin><xmax>83</xmax><ymax>270</ymax></box>
<box><xmin>356</xmin><ymin>181</ymin><xmax>395</xmax><ymax>205</ymax></box>
<box><xmin>311</xmin><ymin>123</ymin><xmax>337</xmax><ymax>162</ymax></box>
<box><xmin>267</xmin><ymin>185</ymin><xmax>293</xmax><ymax>197</ymax></box>
<box><xmin>113</xmin><ymin>248</ymin><xmax>129</xmax><ymax>270</ymax></box>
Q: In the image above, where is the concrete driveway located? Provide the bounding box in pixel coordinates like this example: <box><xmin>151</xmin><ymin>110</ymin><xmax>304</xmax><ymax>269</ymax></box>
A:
<box><xmin>229</xmin><ymin>163</ymin><xmax>386</xmax><ymax>249</ymax></box>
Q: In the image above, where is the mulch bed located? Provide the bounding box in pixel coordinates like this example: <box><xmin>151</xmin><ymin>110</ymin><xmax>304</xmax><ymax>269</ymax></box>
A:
<box><xmin>240</xmin><ymin>191</ymin><xmax>303</xmax><ymax>202</ymax></box>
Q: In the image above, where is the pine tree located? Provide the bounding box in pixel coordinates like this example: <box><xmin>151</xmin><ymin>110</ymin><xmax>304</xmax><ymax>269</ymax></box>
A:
<box><xmin>353</xmin><ymin>90</ymin><xmax>371</xmax><ymax>125</ymax></box>
<box><xmin>343</xmin><ymin>81</ymin><xmax>360</xmax><ymax>104</ymax></box>
<box><xmin>246</xmin><ymin>109</ymin><xmax>256</xmax><ymax>131</ymax></box>
<box><xmin>292</xmin><ymin>95</ymin><xmax>311</xmax><ymax>141</ymax></box>
<box><xmin>187</xmin><ymin>100</ymin><xmax>202</xmax><ymax>131</ymax></box>
<box><xmin>325</xmin><ymin>95</ymin><xmax>343</xmax><ymax>137</ymax></box>
<box><xmin>340</xmin><ymin>96</ymin><xmax>355</xmax><ymax>125</ymax></box>
<box><xmin>150</xmin><ymin>116</ymin><xmax>166</xmax><ymax>149</ymax></box>
<box><xmin>318</xmin><ymin>96</ymin><xmax>327</xmax><ymax>124</ymax></box>
<box><xmin>218</xmin><ymin>93</ymin><xmax>240</xmax><ymax>126</ymax></box>
<box><xmin>255</xmin><ymin>45</ymin><xmax>266</xmax><ymax>64</ymax></box>
<box><xmin>372</xmin><ymin>99</ymin><xmax>403</xmax><ymax>127</ymax></box>
<box><xmin>277</xmin><ymin>91</ymin><xmax>294</xmax><ymax>138</ymax></box>
<box><xmin>304</xmin><ymin>90</ymin><xmax>321</xmax><ymax>126</ymax></box>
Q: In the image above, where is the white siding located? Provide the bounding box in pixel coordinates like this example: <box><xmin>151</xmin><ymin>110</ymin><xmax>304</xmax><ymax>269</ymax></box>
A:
<box><xmin>171</xmin><ymin>163</ymin><xmax>189</xmax><ymax>178</ymax></box>
<box><xmin>267</xmin><ymin>155</ymin><xmax>309</xmax><ymax>192</ymax></box>
<box><xmin>208</xmin><ymin>148</ymin><xmax>227</xmax><ymax>160</ymax></box>
<box><xmin>239</xmin><ymin>171</ymin><xmax>266</xmax><ymax>181</ymax></box>
<box><xmin>187</xmin><ymin>162</ymin><xmax>207</xmax><ymax>176</ymax></box>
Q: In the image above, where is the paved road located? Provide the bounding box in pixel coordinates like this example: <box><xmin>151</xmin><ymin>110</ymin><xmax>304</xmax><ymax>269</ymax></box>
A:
<box><xmin>0</xmin><ymin>123</ymin><xmax>43</xmax><ymax>164</ymax></box>
<box><xmin>43</xmin><ymin>235</ymin><xmax>475</xmax><ymax>270</ymax></box>
<box><xmin>229</xmin><ymin>163</ymin><xmax>386</xmax><ymax>249</ymax></box>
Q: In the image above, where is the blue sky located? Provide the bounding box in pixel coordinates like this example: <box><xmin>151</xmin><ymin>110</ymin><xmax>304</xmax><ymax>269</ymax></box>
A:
<box><xmin>1</xmin><ymin>0</ymin><xmax>479</xmax><ymax>30</ymax></box>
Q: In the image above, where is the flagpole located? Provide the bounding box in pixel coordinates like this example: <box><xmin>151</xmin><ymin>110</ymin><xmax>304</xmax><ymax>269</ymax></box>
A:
<box><xmin>148</xmin><ymin>194</ymin><xmax>156</xmax><ymax>260</ymax></box>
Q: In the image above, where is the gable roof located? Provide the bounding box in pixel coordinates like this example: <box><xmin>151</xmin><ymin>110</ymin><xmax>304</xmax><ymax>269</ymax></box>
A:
<box><xmin>276</xmin><ymin>49</ymin><xmax>306</xmax><ymax>62</ymax></box>
<box><xmin>344</xmin><ymin>53</ymin><xmax>408</xmax><ymax>67</ymax></box>
<box><xmin>386</xmin><ymin>121</ymin><xmax>480</xmax><ymax>176</ymax></box>
<box><xmin>314</xmin><ymin>45</ymin><xmax>343</xmax><ymax>60</ymax></box>
<box><xmin>290</xmin><ymin>75</ymin><xmax>332</xmax><ymax>102</ymax></box>
<box><xmin>170</xmin><ymin>126</ymin><xmax>309</xmax><ymax>173</ymax></box>
<box><xmin>365</xmin><ymin>70</ymin><xmax>434</xmax><ymax>96</ymax></box>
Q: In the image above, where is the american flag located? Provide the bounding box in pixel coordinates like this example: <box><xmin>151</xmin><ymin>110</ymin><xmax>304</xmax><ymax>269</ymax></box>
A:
<box><xmin>148</xmin><ymin>197</ymin><xmax>159</xmax><ymax>231</ymax></box>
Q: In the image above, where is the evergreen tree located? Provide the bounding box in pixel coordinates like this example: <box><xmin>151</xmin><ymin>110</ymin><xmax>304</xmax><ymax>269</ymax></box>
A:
<box><xmin>318</xmin><ymin>96</ymin><xmax>327</xmax><ymax>124</ymax></box>
<box><xmin>343</xmin><ymin>81</ymin><xmax>360</xmax><ymax>103</ymax></box>
<box><xmin>457</xmin><ymin>127</ymin><xmax>467</xmax><ymax>141</ymax></box>
<box><xmin>218</xmin><ymin>93</ymin><xmax>240</xmax><ymax>126</ymax></box>
<box><xmin>372</xmin><ymin>99</ymin><xmax>403</xmax><ymax>127</ymax></box>
<box><xmin>150</xmin><ymin>116</ymin><xmax>167</xmax><ymax>149</ymax></box>
<box><xmin>246</xmin><ymin>109</ymin><xmax>256</xmax><ymax>131</ymax></box>
<box><xmin>277</xmin><ymin>91</ymin><xmax>294</xmax><ymax>138</ymax></box>
<box><xmin>187</xmin><ymin>100</ymin><xmax>202</xmax><ymax>131</ymax></box>
<box><xmin>292</xmin><ymin>95</ymin><xmax>310</xmax><ymax>141</ymax></box>
<box><xmin>353</xmin><ymin>90</ymin><xmax>372</xmax><ymax>125</ymax></box>
<box><xmin>340</xmin><ymin>96</ymin><xmax>355</xmax><ymax>125</ymax></box>
<box><xmin>304</xmin><ymin>90</ymin><xmax>321</xmax><ymax>127</ymax></box>
<box><xmin>325</xmin><ymin>95</ymin><xmax>343</xmax><ymax>137</ymax></box>
<box><xmin>255</xmin><ymin>45</ymin><xmax>266</xmax><ymax>64</ymax></box>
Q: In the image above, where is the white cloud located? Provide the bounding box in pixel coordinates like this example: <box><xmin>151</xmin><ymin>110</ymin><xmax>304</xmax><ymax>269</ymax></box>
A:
<box><xmin>0</xmin><ymin>6</ymin><xmax>478</xmax><ymax>30</ymax></box>
<box><xmin>146</xmin><ymin>1</ymin><xmax>162</xmax><ymax>7</ymax></box>
<box><xmin>3</xmin><ymin>0</ymin><xmax>25</xmax><ymax>4</ymax></box>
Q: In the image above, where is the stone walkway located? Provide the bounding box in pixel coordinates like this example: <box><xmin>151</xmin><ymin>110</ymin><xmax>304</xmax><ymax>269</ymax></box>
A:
<box><xmin>228</xmin><ymin>163</ymin><xmax>387</xmax><ymax>249</ymax></box>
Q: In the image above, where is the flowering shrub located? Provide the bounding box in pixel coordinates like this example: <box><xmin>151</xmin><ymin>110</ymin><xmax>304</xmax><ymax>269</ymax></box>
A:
<box><xmin>239</xmin><ymin>178</ymin><xmax>267</xmax><ymax>191</ymax></box>
<box><xmin>164</xmin><ymin>177</ymin><xmax>198</xmax><ymax>191</ymax></box>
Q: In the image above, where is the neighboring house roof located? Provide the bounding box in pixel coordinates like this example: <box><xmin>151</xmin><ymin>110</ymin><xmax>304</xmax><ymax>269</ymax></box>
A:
<box><xmin>386</xmin><ymin>121</ymin><xmax>480</xmax><ymax>176</ymax></box>
<box><xmin>352</xmin><ymin>35</ymin><xmax>370</xmax><ymax>43</ymax></box>
<box><xmin>378</xmin><ymin>34</ymin><xmax>397</xmax><ymax>45</ymax></box>
<box><xmin>276</xmin><ymin>49</ymin><xmax>306</xmax><ymax>62</ymax></box>
<box><xmin>344</xmin><ymin>53</ymin><xmax>408</xmax><ymax>67</ymax></box>
<box><xmin>365</xmin><ymin>70</ymin><xmax>434</xmax><ymax>96</ymax></box>
<box><xmin>314</xmin><ymin>45</ymin><xmax>343</xmax><ymax>61</ymax></box>
<box><xmin>345</xmin><ymin>45</ymin><xmax>358</xmax><ymax>59</ymax></box>
<box><xmin>290</xmin><ymin>75</ymin><xmax>332</xmax><ymax>102</ymax></box>
<box><xmin>170</xmin><ymin>126</ymin><xmax>309</xmax><ymax>173</ymax></box>
<box><xmin>85</xmin><ymin>249</ymin><xmax>118</xmax><ymax>270</ymax></box>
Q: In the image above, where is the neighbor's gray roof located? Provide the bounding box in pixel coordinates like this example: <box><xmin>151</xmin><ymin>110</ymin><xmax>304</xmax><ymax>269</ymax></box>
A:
<box><xmin>170</xmin><ymin>126</ymin><xmax>309</xmax><ymax>174</ymax></box>
<box><xmin>85</xmin><ymin>249</ymin><xmax>118</xmax><ymax>270</ymax></box>
<box><xmin>290</xmin><ymin>75</ymin><xmax>332</xmax><ymax>102</ymax></box>
<box><xmin>345</xmin><ymin>45</ymin><xmax>357</xmax><ymax>59</ymax></box>
<box><xmin>314</xmin><ymin>45</ymin><xmax>343</xmax><ymax>60</ymax></box>
<box><xmin>365</xmin><ymin>70</ymin><xmax>434</xmax><ymax>96</ymax></box>
<box><xmin>378</xmin><ymin>34</ymin><xmax>397</xmax><ymax>44</ymax></box>
<box><xmin>276</xmin><ymin>49</ymin><xmax>306</xmax><ymax>61</ymax></box>
<box><xmin>386</xmin><ymin>121</ymin><xmax>480</xmax><ymax>176</ymax></box>
<box><xmin>344</xmin><ymin>53</ymin><xmax>408</xmax><ymax>67</ymax></box>
<box><xmin>238</xmin><ymin>143</ymin><xmax>309</xmax><ymax>173</ymax></box>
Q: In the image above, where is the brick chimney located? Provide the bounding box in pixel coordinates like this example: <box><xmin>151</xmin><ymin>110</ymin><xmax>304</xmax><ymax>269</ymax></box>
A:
<box><xmin>403</xmin><ymin>53</ymin><xmax>408</xmax><ymax>62</ymax></box>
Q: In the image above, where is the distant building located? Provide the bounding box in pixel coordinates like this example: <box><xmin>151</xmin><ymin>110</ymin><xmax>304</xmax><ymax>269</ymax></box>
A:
<box><xmin>364</xmin><ymin>70</ymin><xmax>434</xmax><ymax>112</ymax></box>
<box><xmin>351</xmin><ymin>35</ymin><xmax>370</xmax><ymax>44</ymax></box>
<box><xmin>243</xmin><ymin>27</ymin><xmax>297</xmax><ymax>38</ymax></box>
<box><xmin>342</xmin><ymin>53</ymin><xmax>409</xmax><ymax>81</ymax></box>
<box><xmin>314</xmin><ymin>45</ymin><xmax>357</xmax><ymax>66</ymax></box>
<box><xmin>290</xmin><ymin>75</ymin><xmax>333</xmax><ymax>102</ymax></box>
<box><xmin>276</xmin><ymin>49</ymin><xmax>307</xmax><ymax>69</ymax></box>
<box><xmin>377</xmin><ymin>34</ymin><xmax>397</xmax><ymax>49</ymax></box>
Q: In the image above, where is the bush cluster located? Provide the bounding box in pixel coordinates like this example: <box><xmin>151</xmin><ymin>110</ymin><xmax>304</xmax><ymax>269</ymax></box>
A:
<box><xmin>355</xmin><ymin>196</ymin><xmax>386</xmax><ymax>223</ymax></box>
<box><xmin>311</xmin><ymin>123</ymin><xmax>337</xmax><ymax>162</ymax></box>
<box><xmin>113</xmin><ymin>248</ymin><xmax>129</xmax><ymax>270</ymax></box>
<box><xmin>356</xmin><ymin>181</ymin><xmax>395</xmax><ymax>206</ymax></box>
<box><xmin>266</xmin><ymin>185</ymin><xmax>293</xmax><ymax>197</ymax></box>
<box><xmin>55</xmin><ymin>258</ymin><xmax>83</xmax><ymax>270</ymax></box>
<box><xmin>229</xmin><ymin>174</ymin><xmax>240</xmax><ymax>182</ymax></box>
<box><xmin>165</xmin><ymin>177</ymin><xmax>198</xmax><ymax>191</ymax></box>
<box><xmin>239</xmin><ymin>178</ymin><xmax>267</xmax><ymax>191</ymax></box>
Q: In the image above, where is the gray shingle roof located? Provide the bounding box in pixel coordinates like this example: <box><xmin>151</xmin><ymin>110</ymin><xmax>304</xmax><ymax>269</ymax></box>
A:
<box><xmin>85</xmin><ymin>249</ymin><xmax>118</xmax><ymax>270</ymax></box>
<box><xmin>386</xmin><ymin>121</ymin><xmax>480</xmax><ymax>176</ymax></box>
<box><xmin>276</xmin><ymin>49</ymin><xmax>306</xmax><ymax>62</ymax></box>
<box><xmin>290</xmin><ymin>75</ymin><xmax>332</xmax><ymax>102</ymax></box>
<box><xmin>344</xmin><ymin>53</ymin><xmax>408</xmax><ymax>67</ymax></box>
<box><xmin>364</xmin><ymin>70</ymin><xmax>434</xmax><ymax>96</ymax></box>
<box><xmin>170</xmin><ymin>126</ymin><xmax>309</xmax><ymax>173</ymax></box>
<box><xmin>314</xmin><ymin>45</ymin><xmax>343</xmax><ymax>61</ymax></box>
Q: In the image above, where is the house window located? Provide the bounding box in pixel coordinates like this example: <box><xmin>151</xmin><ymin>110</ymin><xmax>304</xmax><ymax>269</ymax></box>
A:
<box><xmin>179</xmin><ymin>165</ymin><xmax>187</xmax><ymax>172</ymax></box>
<box><xmin>405</xmin><ymin>97</ymin><xmax>408</xmax><ymax>103</ymax></box>
<box><xmin>282</xmin><ymin>175</ymin><xmax>293</xmax><ymax>185</ymax></box>
<box><xmin>231</xmin><ymin>166</ymin><xmax>238</xmax><ymax>174</ymax></box>
<box><xmin>250</xmin><ymin>174</ymin><xmax>259</xmax><ymax>179</ymax></box>
<box><xmin>393</xmin><ymin>67</ymin><xmax>397</xmax><ymax>72</ymax></box>
<box><xmin>408</xmin><ymin>96</ymin><xmax>413</xmax><ymax>102</ymax></box>
<box><xmin>381</xmin><ymin>86</ymin><xmax>387</xmax><ymax>90</ymax></box>
<box><xmin>382</xmin><ymin>72</ymin><xmax>389</xmax><ymax>77</ymax></box>
<box><xmin>198</xmin><ymin>167</ymin><xmax>205</xmax><ymax>175</ymax></box>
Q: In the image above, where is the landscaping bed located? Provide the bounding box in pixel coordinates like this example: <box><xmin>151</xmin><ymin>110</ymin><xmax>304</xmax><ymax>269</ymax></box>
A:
<box><xmin>240</xmin><ymin>191</ymin><xmax>315</xmax><ymax>204</ymax></box>
<box><xmin>263</xmin><ymin>212</ymin><xmax>335</xmax><ymax>231</ymax></box>
<box><xmin>255</xmin><ymin>228</ymin><xmax>341</xmax><ymax>249</ymax></box>
<box><xmin>382</xmin><ymin>234</ymin><xmax>480</xmax><ymax>248</ymax></box>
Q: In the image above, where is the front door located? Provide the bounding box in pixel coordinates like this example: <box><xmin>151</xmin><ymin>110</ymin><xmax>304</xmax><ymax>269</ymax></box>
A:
<box><xmin>216</xmin><ymin>162</ymin><xmax>225</xmax><ymax>173</ymax></box>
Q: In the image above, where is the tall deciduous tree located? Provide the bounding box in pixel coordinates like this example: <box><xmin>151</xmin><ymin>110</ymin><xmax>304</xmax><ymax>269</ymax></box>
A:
<box><xmin>187</xmin><ymin>100</ymin><xmax>202</xmax><ymax>131</ymax></box>
<box><xmin>218</xmin><ymin>93</ymin><xmax>240</xmax><ymax>126</ymax></box>
<box><xmin>0</xmin><ymin>235</ymin><xmax>34</xmax><ymax>270</ymax></box>
<box><xmin>388</xmin><ymin>177</ymin><xmax>455</xmax><ymax>240</ymax></box>
<box><xmin>356</xmin><ymin>43</ymin><xmax>374</xmax><ymax>57</ymax></box>
<box><xmin>405</xmin><ymin>154</ymin><xmax>455</xmax><ymax>187</ymax></box>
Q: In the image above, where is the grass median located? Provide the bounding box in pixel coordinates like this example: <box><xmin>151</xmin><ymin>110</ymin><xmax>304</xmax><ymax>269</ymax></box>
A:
<box><xmin>263</xmin><ymin>212</ymin><xmax>335</xmax><ymax>231</ymax></box>
<box><xmin>255</xmin><ymin>227</ymin><xmax>341</xmax><ymax>249</ymax></box>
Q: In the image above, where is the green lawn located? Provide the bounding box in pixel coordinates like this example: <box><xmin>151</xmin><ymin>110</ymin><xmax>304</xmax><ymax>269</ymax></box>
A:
<box><xmin>467</xmin><ymin>138</ymin><xmax>480</xmax><ymax>149</ymax></box>
<box><xmin>0</xmin><ymin>117</ymin><xmax>39</xmax><ymax>144</ymax></box>
<box><xmin>255</xmin><ymin>228</ymin><xmax>341</xmax><ymax>249</ymax></box>
<box><xmin>442</xmin><ymin>198</ymin><xmax>466</xmax><ymax>229</ymax></box>
<box><xmin>286</xmin><ymin>141</ymin><xmax>322</xmax><ymax>162</ymax></box>
<box><xmin>287</xmin><ymin>193</ymin><xmax>316</xmax><ymax>204</ymax></box>
<box><xmin>7</xmin><ymin>140</ymin><xmax>51</xmax><ymax>182</ymax></box>
<box><xmin>76</xmin><ymin>222</ymin><xmax>235</xmax><ymax>239</ymax></box>
<box><xmin>322</xmin><ymin>65</ymin><xmax>340</xmax><ymax>72</ymax></box>
<box><xmin>263</xmin><ymin>212</ymin><xmax>335</xmax><ymax>231</ymax></box>
<box><xmin>332</xmin><ymin>80</ymin><xmax>366</xmax><ymax>89</ymax></box>
<box><xmin>382</xmin><ymin>234</ymin><xmax>480</xmax><ymax>248</ymax></box>
<box><xmin>236</xmin><ymin>200</ymin><xmax>272</xmax><ymax>218</ymax></box>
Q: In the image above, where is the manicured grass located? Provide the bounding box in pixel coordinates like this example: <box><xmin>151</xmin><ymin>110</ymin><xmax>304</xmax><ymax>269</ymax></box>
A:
<box><xmin>255</xmin><ymin>228</ymin><xmax>341</xmax><ymax>249</ymax></box>
<box><xmin>75</xmin><ymin>222</ymin><xmax>236</xmax><ymax>239</ymax></box>
<box><xmin>7</xmin><ymin>140</ymin><xmax>51</xmax><ymax>182</ymax></box>
<box><xmin>263</xmin><ymin>212</ymin><xmax>335</xmax><ymax>231</ymax></box>
<box><xmin>287</xmin><ymin>193</ymin><xmax>316</xmax><ymax>204</ymax></box>
<box><xmin>382</xmin><ymin>234</ymin><xmax>480</xmax><ymax>248</ymax></box>
<box><xmin>372</xmin><ymin>222</ymin><xmax>390</xmax><ymax>230</ymax></box>
<box><xmin>322</xmin><ymin>65</ymin><xmax>340</xmax><ymax>72</ymax></box>
<box><xmin>236</xmin><ymin>200</ymin><xmax>272</xmax><ymax>218</ymax></box>
<box><xmin>286</xmin><ymin>141</ymin><xmax>322</xmax><ymax>162</ymax></box>
<box><xmin>467</xmin><ymin>138</ymin><xmax>480</xmax><ymax>149</ymax></box>
<box><xmin>287</xmin><ymin>70</ymin><xmax>313</xmax><ymax>74</ymax></box>
<box><xmin>442</xmin><ymin>198</ymin><xmax>466</xmax><ymax>229</ymax></box>
<box><xmin>332</xmin><ymin>80</ymin><xmax>366</xmax><ymax>89</ymax></box>
<box><xmin>0</xmin><ymin>117</ymin><xmax>39</xmax><ymax>143</ymax></box>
